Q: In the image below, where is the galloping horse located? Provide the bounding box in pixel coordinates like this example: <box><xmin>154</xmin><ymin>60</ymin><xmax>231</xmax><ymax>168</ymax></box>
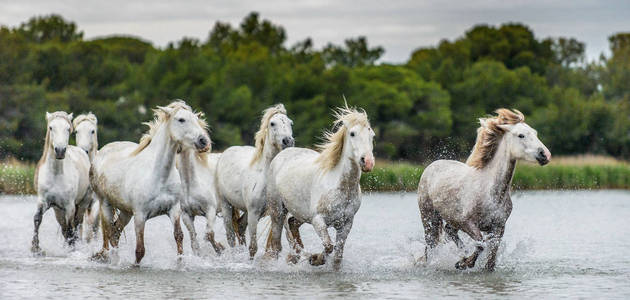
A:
<box><xmin>91</xmin><ymin>100</ymin><xmax>210</xmax><ymax>264</ymax></box>
<box><xmin>73</xmin><ymin>113</ymin><xmax>100</xmax><ymax>242</ymax></box>
<box><xmin>418</xmin><ymin>109</ymin><xmax>551</xmax><ymax>271</ymax></box>
<box><xmin>266</xmin><ymin>105</ymin><xmax>375</xmax><ymax>270</ymax></box>
<box><xmin>174</xmin><ymin>106</ymin><xmax>225</xmax><ymax>255</ymax></box>
<box><xmin>215</xmin><ymin>104</ymin><xmax>294</xmax><ymax>259</ymax></box>
<box><xmin>32</xmin><ymin>111</ymin><xmax>91</xmax><ymax>253</ymax></box>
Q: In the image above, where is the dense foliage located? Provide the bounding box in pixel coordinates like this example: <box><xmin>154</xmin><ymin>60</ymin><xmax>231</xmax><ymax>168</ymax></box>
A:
<box><xmin>1</xmin><ymin>13</ymin><xmax>629</xmax><ymax>162</ymax></box>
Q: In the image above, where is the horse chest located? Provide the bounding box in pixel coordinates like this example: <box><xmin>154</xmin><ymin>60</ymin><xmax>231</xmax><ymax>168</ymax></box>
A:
<box><xmin>316</xmin><ymin>188</ymin><xmax>361</xmax><ymax>224</ymax></box>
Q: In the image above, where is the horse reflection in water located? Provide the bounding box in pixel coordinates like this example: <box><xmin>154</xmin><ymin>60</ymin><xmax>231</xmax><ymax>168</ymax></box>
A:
<box><xmin>417</xmin><ymin>109</ymin><xmax>551</xmax><ymax>271</ymax></box>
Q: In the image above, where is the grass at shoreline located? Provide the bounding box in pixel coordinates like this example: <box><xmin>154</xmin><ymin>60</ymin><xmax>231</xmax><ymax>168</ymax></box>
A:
<box><xmin>3</xmin><ymin>155</ymin><xmax>630</xmax><ymax>195</ymax></box>
<box><xmin>360</xmin><ymin>155</ymin><xmax>630</xmax><ymax>192</ymax></box>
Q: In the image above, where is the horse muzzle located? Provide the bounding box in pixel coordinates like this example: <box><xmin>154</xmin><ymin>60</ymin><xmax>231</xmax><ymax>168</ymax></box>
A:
<box><xmin>281</xmin><ymin>137</ymin><xmax>295</xmax><ymax>149</ymax></box>
<box><xmin>54</xmin><ymin>147</ymin><xmax>66</xmax><ymax>159</ymax></box>
<box><xmin>536</xmin><ymin>147</ymin><xmax>551</xmax><ymax>166</ymax></box>
<box><xmin>195</xmin><ymin>136</ymin><xmax>210</xmax><ymax>153</ymax></box>
<box><xmin>360</xmin><ymin>155</ymin><xmax>375</xmax><ymax>172</ymax></box>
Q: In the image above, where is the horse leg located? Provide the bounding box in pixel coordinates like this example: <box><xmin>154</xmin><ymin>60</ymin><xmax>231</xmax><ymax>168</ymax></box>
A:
<box><xmin>331</xmin><ymin>219</ymin><xmax>354</xmax><ymax>271</ymax></box>
<box><xmin>182</xmin><ymin>212</ymin><xmax>200</xmax><ymax>256</ymax></box>
<box><xmin>445</xmin><ymin>223</ymin><xmax>464</xmax><ymax>249</ymax></box>
<box><xmin>53</xmin><ymin>207</ymin><xmax>71</xmax><ymax>246</ymax></box>
<box><xmin>268</xmin><ymin>202</ymin><xmax>287</xmax><ymax>259</ymax></box>
<box><xmin>85</xmin><ymin>193</ymin><xmax>100</xmax><ymax>242</ymax></box>
<box><xmin>31</xmin><ymin>200</ymin><xmax>48</xmax><ymax>254</ymax></box>
<box><xmin>205</xmin><ymin>205</ymin><xmax>225</xmax><ymax>255</ymax></box>
<box><xmin>235</xmin><ymin>210</ymin><xmax>248</xmax><ymax>246</ymax></box>
<box><xmin>419</xmin><ymin>199</ymin><xmax>441</xmax><ymax>263</ymax></box>
<box><xmin>72</xmin><ymin>202</ymin><xmax>88</xmax><ymax>245</ymax></box>
<box><xmin>285</xmin><ymin>216</ymin><xmax>304</xmax><ymax>264</ymax></box>
<box><xmin>309</xmin><ymin>214</ymin><xmax>333</xmax><ymax>266</ymax></box>
<box><xmin>455</xmin><ymin>221</ymin><xmax>484</xmax><ymax>270</ymax></box>
<box><xmin>221</xmin><ymin>200</ymin><xmax>237</xmax><ymax>247</ymax></box>
<box><xmin>109</xmin><ymin>210</ymin><xmax>132</xmax><ymax>248</ymax></box>
<box><xmin>246</xmin><ymin>207</ymin><xmax>262</xmax><ymax>259</ymax></box>
<box><xmin>485</xmin><ymin>226</ymin><xmax>505</xmax><ymax>271</ymax></box>
<box><xmin>64</xmin><ymin>203</ymin><xmax>78</xmax><ymax>247</ymax></box>
<box><xmin>134</xmin><ymin>215</ymin><xmax>146</xmax><ymax>264</ymax></box>
<box><xmin>92</xmin><ymin>199</ymin><xmax>113</xmax><ymax>261</ymax></box>
<box><xmin>169</xmin><ymin>206</ymin><xmax>184</xmax><ymax>256</ymax></box>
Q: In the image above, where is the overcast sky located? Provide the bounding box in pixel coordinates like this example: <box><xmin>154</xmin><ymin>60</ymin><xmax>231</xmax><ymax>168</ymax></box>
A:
<box><xmin>1</xmin><ymin>0</ymin><xmax>628</xmax><ymax>63</ymax></box>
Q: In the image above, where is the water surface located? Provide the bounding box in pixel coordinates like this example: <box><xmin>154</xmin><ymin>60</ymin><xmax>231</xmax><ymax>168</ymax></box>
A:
<box><xmin>1</xmin><ymin>191</ymin><xmax>629</xmax><ymax>298</ymax></box>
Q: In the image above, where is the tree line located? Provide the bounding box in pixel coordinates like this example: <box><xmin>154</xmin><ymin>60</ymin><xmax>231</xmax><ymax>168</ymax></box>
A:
<box><xmin>1</xmin><ymin>13</ymin><xmax>629</xmax><ymax>162</ymax></box>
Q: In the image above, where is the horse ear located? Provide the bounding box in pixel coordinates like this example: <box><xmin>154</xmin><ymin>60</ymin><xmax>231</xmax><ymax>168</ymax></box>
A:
<box><xmin>157</xmin><ymin>105</ymin><xmax>174</xmax><ymax>116</ymax></box>
<box><xmin>497</xmin><ymin>124</ymin><xmax>513</xmax><ymax>132</ymax></box>
<box><xmin>479</xmin><ymin>118</ymin><xmax>488</xmax><ymax>129</ymax></box>
<box><xmin>68</xmin><ymin>113</ymin><xmax>73</xmax><ymax>121</ymax></box>
<box><xmin>46</xmin><ymin>112</ymin><xmax>51</xmax><ymax>120</ymax></box>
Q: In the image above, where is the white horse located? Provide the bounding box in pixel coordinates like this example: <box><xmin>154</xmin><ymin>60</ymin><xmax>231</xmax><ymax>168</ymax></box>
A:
<box><xmin>73</xmin><ymin>113</ymin><xmax>100</xmax><ymax>242</ymax></box>
<box><xmin>266</xmin><ymin>105</ymin><xmax>375</xmax><ymax>270</ymax></box>
<box><xmin>32</xmin><ymin>111</ymin><xmax>91</xmax><ymax>253</ymax></box>
<box><xmin>176</xmin><ymin>131</ymin><xmax>226</xmax><ymax>255</ymax></box>
<box><xmin>418</xmin><ymin>109</ymin><xmax>551</xmax><ymax>271</ymax></box>
<box><xmin>91</xmin><ymin>100</ymin><xmax>210</xmax><ymax>264</ymax></box>
<box><xmin>215</xmin><ymin>104</ymin><xmax>294</xmax><ymax>258</ymax></box>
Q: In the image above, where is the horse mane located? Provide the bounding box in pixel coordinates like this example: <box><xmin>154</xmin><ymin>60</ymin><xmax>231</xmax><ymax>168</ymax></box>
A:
<box><xmin>315</xmin><ymin>105</ymin><xmax>370</xmax><ymax>172</ymax></box>
<box><xmin>250</xmin><ymin>103</ymin><xmax>287</xmax><ymax>165</ymax></box>
<box><xmin>35</xmin><ymin>111</ymin><xmax>73</xmax><ymax>186</ymax></box>
<box><xmin>73</xmin><ymin>112</ymin><xmax>98</xmax><ymax>152</ymax></box>
<box><xmin>131</xmin><ymin>100</ymin><xmax>209</xmax><ymax>156</ymax></box>
<box><xmin>466</xmin><ymin>108</ymin><xmax>525</xmax><ymax>169</ymax></box>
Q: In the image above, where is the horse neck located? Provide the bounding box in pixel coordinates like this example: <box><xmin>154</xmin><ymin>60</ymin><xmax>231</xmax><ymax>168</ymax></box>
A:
<box><xmin>329</xmin><ymin>138</ymin><xmax>361</xmax><ymax>191</ymax></box>
<box><xmin>259</xmin><ymin>135</ymin><xmax>279</xmax><ymax>169</ymax></box>
<box><xmin>44</xmin><ymin>140</ymin><xmax>64</xmax><ymax>176</ymax></box>
<box><xmin>482</xmin><ymin>138</ymin><xmax>516</xmax><ymax>200</ymax></box>
<box><xmin>89</xmin><ymin>134</ymin><xmax>98</xmax><ymax>162</ymax></box>
<box><xmin>143</xmin><ymin>123</ymin><xmax>178</xmax><ymax>185</ymax></box>
<box><xmin>177</xmin><ymin>149</ymin><xmax>199</xmax><ymax>196</ymax></box>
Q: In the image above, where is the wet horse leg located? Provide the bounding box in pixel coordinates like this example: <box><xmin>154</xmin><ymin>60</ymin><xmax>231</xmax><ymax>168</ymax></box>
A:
<box><xmin>52</xmin><ymin>207</ymin><xmax>73</xmax><ymax>246</ymax></box>
<box><xmin>92</xmin><ymin>199</ymin><xmax>113</xmax><ymax>261</ymax></box>
<box><xmin>419</xmin><ymin>200</ymin><xmax>442</xmax><ymax>263</ymax></box>
<box><xmin>221</xmin><ymin>200</ymin><xmax>237</xmax><ymax>247</ymax></box>
<box><xmin>268</xmin><ymin>201</ymin><xmax>287</xmax><ymax>259</ymax></box>
<box><xmin>285</xmin><ymin>216</ymin><xmax>304</xmax><ymax>264</ymax></box>
<box><xmin>332</xmin><ymin>219</ymin><xmax>354</xmax><ymax>271</ymax></box>
<box><xmin>31</xmin><ymin>200</ymin><xmax>48</xmax><ymax>253</ymax></box>
<box><xmin>456</xmin><ymin>220</ymin><xmax>484</xmax><ymax>270</ymax></box>
<box><xmin>445</xmin><ymin>223</ymin><xmax>464</xmax><ymax>249</ymax></box>
<box><xmin>182</xmin><ymin>212</ymin><xmax>201</xmax><ymax>256</ymax></box>
<box><xmin>109</xmin><ymin>210</ymin><xmax>132</xmax><ymax>248</ymax></box>
<box><xmin>309</xmin><ymin>215</ymin><xmax>333</xmax><ymax>266</ymax></box>
<box><xmin>245</xmin><ymin>207</ymin><xmax>263</xmax><ymax>259</ymax></box>
<box><xmin>169</xmin><ymin>207</ymin><xmax>184</xmax><ymax>257</ymax></box>
<box><xmin>205</xmin><ymin>205</ymin><xmax>225</xmax><ymax>255</ymax></box>
<box><xmin>232</xmin><ymin>210</ymin><xmax>247</xmax><ymax>246</ymax></box>
<box><xmin>485</xmin><ymin>226</ymin><xmax>505</xmax><ymax>271</ymax></box>
<box><xmin>134</xmin><ymin>215</ymin><xmax>146</xmax><ymax>264</ymax></box>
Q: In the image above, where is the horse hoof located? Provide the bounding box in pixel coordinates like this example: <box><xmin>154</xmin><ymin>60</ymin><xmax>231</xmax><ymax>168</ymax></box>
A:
<box><xmin>286</xmin><ymin>253</ymin><xmax>300</xmax><ymax>264</ymax></box>
<box><xmin>90</xmin><ymin>252</ymin><xmax>110</xmax><ymax>263</ymax></box>
<box><xmin>214</xmin><ymin>243</ymin><xmax>225</xmax><ymax>255</ymax></box>
<box><xmin>309</xmin><ymin>253</ymin><xmax>326</xmax><ymax>266</ymax></box>
<box><xmin>455</xmin><ymin>259</ymin><xmax>472</xmax><ymax>270</ymax></box>
<box><xmin>332</xmin><ymin>258</ymin><xmax>342</xmax><ymax>271</ymax></box>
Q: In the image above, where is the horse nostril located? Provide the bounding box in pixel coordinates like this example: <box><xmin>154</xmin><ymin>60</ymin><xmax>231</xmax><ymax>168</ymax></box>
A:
<box><xmin>282</xmin><ymin>137</ymin><xmax>289</xmax><ymax>146</ymax></box>
<box><xmin>198</xmin><ymin>137</ymin><xmax>207</xmax><ymax>147</ymax></box>
<box><xmin>360</xmin><ymin>157</ymin><xmax>365</xmax><ymax>165</ymax></box>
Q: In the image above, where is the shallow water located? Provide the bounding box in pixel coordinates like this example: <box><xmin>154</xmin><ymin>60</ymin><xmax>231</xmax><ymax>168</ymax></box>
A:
<box><xmin>1</xmin><ymin>190</ymin><xmax>629</xmax><ymax>299</ymax></box>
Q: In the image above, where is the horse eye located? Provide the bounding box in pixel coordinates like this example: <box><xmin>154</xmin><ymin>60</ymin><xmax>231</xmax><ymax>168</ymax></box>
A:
<box><xmin>518</xmin><ymin>134</ymin><xmax>525</xmax><ymax>138</ymax></box>
<box><xmin>270</xmin><ymin>122</ymin><xmax>275</xmax><ymax>127</ymax></box>
<box><xmin>91</xmin><ymin>130</ymin><xmax>95</xmax><ymax>134</ymax></box>
<box><xmin>178</xmin><ymin>118</ymin><xmax>185</xmax><ymax>123</ymax></box>
<box><xmin>350</xmin><ymin>132</ymin><xmax>355</xmax><ymax>137</ymax></box>
<box><xmin>49</xmin><ymin>126</ymin><xmax>52</xmax><ymax>130</ymax></box>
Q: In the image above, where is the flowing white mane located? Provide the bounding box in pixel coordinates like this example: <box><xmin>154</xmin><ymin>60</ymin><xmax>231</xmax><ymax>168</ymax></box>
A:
<box><xmin>250</xmin><ymin>104</ymin><xmax>287</xmax><ymax>165</ymax></box>
<box><xmin>315</xmin><ymin>105</ymin><xmax>370</xmax><ymax>172</ymax></box>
